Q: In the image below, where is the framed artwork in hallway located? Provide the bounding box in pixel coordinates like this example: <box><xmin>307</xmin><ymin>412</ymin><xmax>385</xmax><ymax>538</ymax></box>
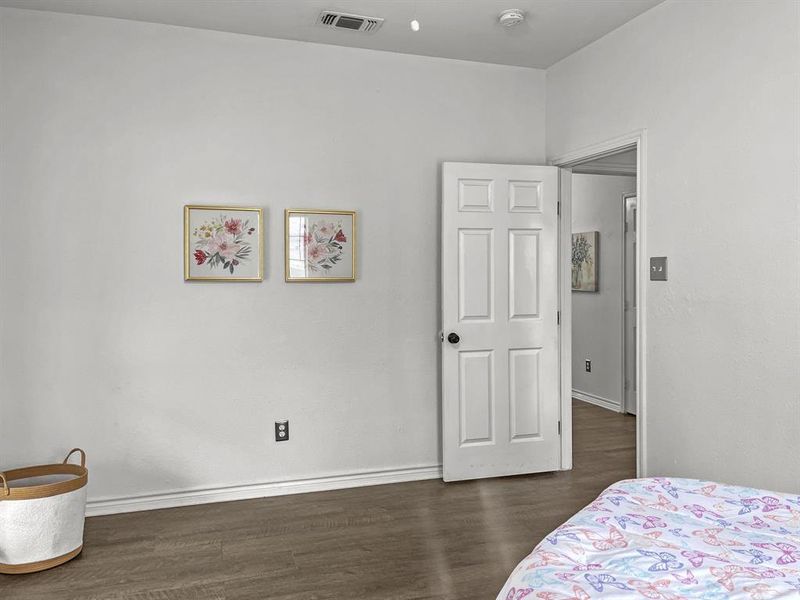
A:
<box><xmin>572</xmin><ymin>231</ymin><xmax>598</xmax><ymax>292</ymax></box>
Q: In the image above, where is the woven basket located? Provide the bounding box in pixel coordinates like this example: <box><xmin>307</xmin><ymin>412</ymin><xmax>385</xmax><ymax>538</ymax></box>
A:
<box><xmin>0</xmin><ymin>448</ymin><xmax>88</xmax><ymax>574</ymax></box>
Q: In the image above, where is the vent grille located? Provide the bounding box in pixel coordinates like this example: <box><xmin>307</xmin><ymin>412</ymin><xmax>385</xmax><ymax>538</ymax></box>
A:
<box><xmin>317</xmin><ymin>11</ymin><xmax>384</xmax><ymax>34</ymax></box>
<box><xmin>362</xmin><ymin>18</ymin><xmax>381</xmax><ymax>32</ymax></box>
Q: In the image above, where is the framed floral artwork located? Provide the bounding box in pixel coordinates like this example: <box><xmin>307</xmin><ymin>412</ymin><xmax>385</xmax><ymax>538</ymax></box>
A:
<box><xmin>184</xmin><ymin>205</ymin><xmax>263</xmax><ymax>282</ymax></box>
<box><xmin>284</xmin><ymin>209</ymin><xmax>356</xmax><ymax>282</ymax></box>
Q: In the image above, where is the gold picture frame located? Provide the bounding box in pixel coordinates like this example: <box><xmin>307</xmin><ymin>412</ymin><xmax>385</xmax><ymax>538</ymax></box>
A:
<box><xmin>184</xmin><ymin>205</ymin><xmax>264</xmax><ymax>282</ymax></box>
<box><xmin>284</xmin><ymin>209</ymin><xmax>356</xmax><ymax>282</ymax></box>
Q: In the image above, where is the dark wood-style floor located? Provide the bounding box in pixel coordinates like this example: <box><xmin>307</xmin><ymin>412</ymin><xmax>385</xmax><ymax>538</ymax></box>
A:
<box><xmin>2</xmin><ymin>400</ymin><xmax>635</xmax><ymax>600</ymax></box>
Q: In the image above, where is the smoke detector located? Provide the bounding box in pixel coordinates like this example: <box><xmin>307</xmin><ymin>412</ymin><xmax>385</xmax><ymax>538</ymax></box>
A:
<box><xmin>498</xmin><ymin>9</ymin><xmax>525</xmax><ymax>27</ymax></box>
<box><xmin>317</xmin><ymin>10</ymin><xmax>384</xmax><ymax>33</ymax></box>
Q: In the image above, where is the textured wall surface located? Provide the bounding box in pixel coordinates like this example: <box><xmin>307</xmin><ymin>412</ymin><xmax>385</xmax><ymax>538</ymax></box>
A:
<box><xmin>0</xmin><ymin>8</ymin><xmax>546</xmax><ymax>501</ymax></box>
<box><xmin>548</xmin><ymin>0</ymin><xmax>800</xmax><ymax>492</ymax></box>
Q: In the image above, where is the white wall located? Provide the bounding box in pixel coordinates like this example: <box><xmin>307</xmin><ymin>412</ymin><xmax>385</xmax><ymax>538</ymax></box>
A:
<box><xmin>548</xmin><ymin>0</ymin><xmax>800</xmax><ymax>492</ymax></box>
<box><xmin>0</xmin><ymin>8</ymin><xmax>546</xmax><ymax>502</ymax></box>
<box><xmin>571</xmin><ymin>174</ymin><xmax>635</xmax><ymax>408</ymax></box>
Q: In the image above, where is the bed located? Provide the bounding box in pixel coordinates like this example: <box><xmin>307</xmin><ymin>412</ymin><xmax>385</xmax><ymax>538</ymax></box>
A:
<box><xmin>497</xmin><ymin>478</ymin><xmax>800</xmax><ymax>599</ymax></box>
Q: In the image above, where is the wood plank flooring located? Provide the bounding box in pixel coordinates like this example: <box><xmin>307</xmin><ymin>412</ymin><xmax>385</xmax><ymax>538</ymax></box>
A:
<box><xmin>1</xmin><ymin>400</ymin><xmax>635</xmax><ymax>600</ymax></box>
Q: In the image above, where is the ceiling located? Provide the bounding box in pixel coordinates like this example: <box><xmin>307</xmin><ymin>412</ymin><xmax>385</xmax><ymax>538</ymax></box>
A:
<box><xmin>0</xmin><ymin>0</ymin><xmax>663</xmax><ymax>68</ymax></box>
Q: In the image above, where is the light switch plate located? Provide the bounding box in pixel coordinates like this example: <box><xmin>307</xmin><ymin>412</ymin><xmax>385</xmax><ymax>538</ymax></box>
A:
<box><xmin>650</xmin><ymin>257</ymin><xmax>668</xmax><ymax>281</ymax></box>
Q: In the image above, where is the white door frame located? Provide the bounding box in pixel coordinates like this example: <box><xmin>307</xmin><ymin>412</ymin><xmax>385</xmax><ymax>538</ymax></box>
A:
<box><xmin>622</xmin><ymin>192</ymin><xmax>638</xmax><ymax>416</ymax></box>
<box><xmin>551</xmin><ymin>129</ymin><xmax>648</xmax><ymax>478</ymax></box>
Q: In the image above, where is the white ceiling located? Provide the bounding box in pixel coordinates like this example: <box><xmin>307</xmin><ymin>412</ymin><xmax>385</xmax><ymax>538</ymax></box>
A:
<box><xmin>0</xmin><ymin>0</ymin><xmax>663</xmax><ymax>68</ymax></box>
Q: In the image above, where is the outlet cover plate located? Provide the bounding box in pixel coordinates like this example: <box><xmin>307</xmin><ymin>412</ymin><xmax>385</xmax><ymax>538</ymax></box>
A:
<box><xmin>650</xmin><ymin>257</ymin><xmax>668</xmax><ymax>281</ymax></box>
<box><xmin>275</xmin><ymin>420</ymin><xmax>289</xmax><ymax>442</ymax></box>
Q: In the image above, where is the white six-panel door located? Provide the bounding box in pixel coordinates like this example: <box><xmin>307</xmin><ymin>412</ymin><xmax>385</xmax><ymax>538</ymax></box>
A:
<box><xmin>442</xmin><ymin>163</ymin><xmax>561</xmax><ymax>481</ymax></box>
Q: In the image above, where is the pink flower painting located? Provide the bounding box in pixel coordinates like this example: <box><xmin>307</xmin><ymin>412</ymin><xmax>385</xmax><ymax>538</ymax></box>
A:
<box><xmin>191</xmin><ymin>213</ymin><xmax>255</xmax><ymax>275</ymax></box>
<box><xmin>286</xmin><ymin>210</ymin><xmax>355</xmax><ymax>282</ymax></box>
<box><xmin>303</xmin><ymin>219</ymin><xmax>347</xmax><ymax>273</ymax></box>
<box><xmin>223</xmin><ymin>219</ymin><xmax>242</xmax><ymax>235</ymax></box>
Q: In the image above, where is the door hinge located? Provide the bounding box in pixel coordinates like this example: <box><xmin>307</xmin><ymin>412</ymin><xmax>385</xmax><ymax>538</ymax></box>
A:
<box><xmin>557</xmin><ymin>201</ymin><xmax>561</xmax><ymax>216</ymax></box>
<box><xmin>557</xmin><ymin>311</ymin><xmax>561</xmax><ymax>325</ymax></box>
<box><xmin>558</xmin><ymin>421</ymin><xmax>562</xmax><ymax>435</ymax></box>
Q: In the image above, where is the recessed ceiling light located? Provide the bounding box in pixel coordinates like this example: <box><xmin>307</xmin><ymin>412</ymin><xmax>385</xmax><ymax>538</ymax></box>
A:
<box><xmin>410</xmin><ymin>19</ymin><xmax>420</xmax><ymax>32</ymax></box>
<box><xmin>498</xmin><ymin>9</ymin><xmax>525</xmax><ymax>27</ymax></box>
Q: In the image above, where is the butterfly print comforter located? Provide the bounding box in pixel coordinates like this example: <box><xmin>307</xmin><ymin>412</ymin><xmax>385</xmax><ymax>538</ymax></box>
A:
<box><xmin>496</xmin><ymin>478</ymin><xmax>800</xmax><ymax>599</ymax></box>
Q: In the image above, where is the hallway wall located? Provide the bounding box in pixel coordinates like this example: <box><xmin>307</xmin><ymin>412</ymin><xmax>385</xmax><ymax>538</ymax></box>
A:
<box><xmin>571</xmin><ymin>174</ymin><xmax>636</xmax><ymax>410</ymax></box>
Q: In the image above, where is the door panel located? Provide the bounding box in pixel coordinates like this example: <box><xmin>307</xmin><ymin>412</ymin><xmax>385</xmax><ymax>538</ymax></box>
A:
<box><xmin>459</xmin><ymin>350</ymin><xmax>494</xmax><ymax>445</ymax></box>
<box><xmin>458</xmin><ymin>179</ymin><xmax>494</xmax><ymax>211</ymax></box>
<box><xmin>509</xmin><ymin>229</ymin><xmax>540</xmax><ymax>319</ymax></box>
<box><xmin>508</xmin><ymin>180</ymin><xmax>542</xmax><ymax>213</ymax></box>
<box><xmin>442</xmin><ymin>162</ymin><xmax>562</xmax><ymax>482</ymax></box>
<box><xmin>509</xmin><ymin>348</ymin><xmax>541</xmax><ymax>440</ymax></box>
<box><xmin>458</xmin><ymin>229</ymin><xmax>494</xmax><ymax>321</ymax></box>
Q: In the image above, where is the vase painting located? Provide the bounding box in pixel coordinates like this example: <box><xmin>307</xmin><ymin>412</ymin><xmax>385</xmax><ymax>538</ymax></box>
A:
<box><xmin>572</xmin><ymin>231</ymin><xmax>598</xmax><ymax>292</ymax></box>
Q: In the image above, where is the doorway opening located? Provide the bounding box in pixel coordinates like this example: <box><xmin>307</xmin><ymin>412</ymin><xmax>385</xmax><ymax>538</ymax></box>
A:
<box><xmin>552</xmin><ymin>131</ymin><xmax>646</xmax><ymax>477</ymax></box>
<box><xmin>569</xmin><ymin>151</ymin><xmax>637</xmax><ymax>473</ymax></box>
<box><xmin>439</xmin><ymin>136</ymin><xmax>646</xmax><ymax>482</ymax></box>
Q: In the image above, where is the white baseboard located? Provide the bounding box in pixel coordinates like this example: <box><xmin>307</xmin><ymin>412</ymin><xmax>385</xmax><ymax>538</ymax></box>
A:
<box><xmin>85</xmin><ymin>464</ymin><xmax>443</xmax><ymax>517</ymax></box>
<box><xmin>572</xmin><ymin>389</ymin><xmax>622</xmax><ymax>413</ymax></box>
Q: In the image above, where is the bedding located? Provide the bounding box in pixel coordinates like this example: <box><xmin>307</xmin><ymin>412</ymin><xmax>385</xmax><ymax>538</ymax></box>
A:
<box><xmin>497</xmin><ymin>478</ymin><xmax>800</xmax><ymax>599</ymax></box>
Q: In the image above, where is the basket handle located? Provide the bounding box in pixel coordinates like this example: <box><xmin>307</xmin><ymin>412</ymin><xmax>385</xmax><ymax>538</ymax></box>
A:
<box><xmin>0</xmin><ymin>473</ymin><xmax>8</xmax><ymax>497</ymax></box>
<box><xmin>63</xmin><ymin>448</ymin><xmax>86</xmax><ymax>468</ymax></box>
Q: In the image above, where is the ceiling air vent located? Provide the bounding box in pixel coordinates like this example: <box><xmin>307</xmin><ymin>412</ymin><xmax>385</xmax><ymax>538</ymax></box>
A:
<box><xmin>317</xmin><ymin>11</ymin><xmax>384</xmax><ymax>34</ymax></box>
